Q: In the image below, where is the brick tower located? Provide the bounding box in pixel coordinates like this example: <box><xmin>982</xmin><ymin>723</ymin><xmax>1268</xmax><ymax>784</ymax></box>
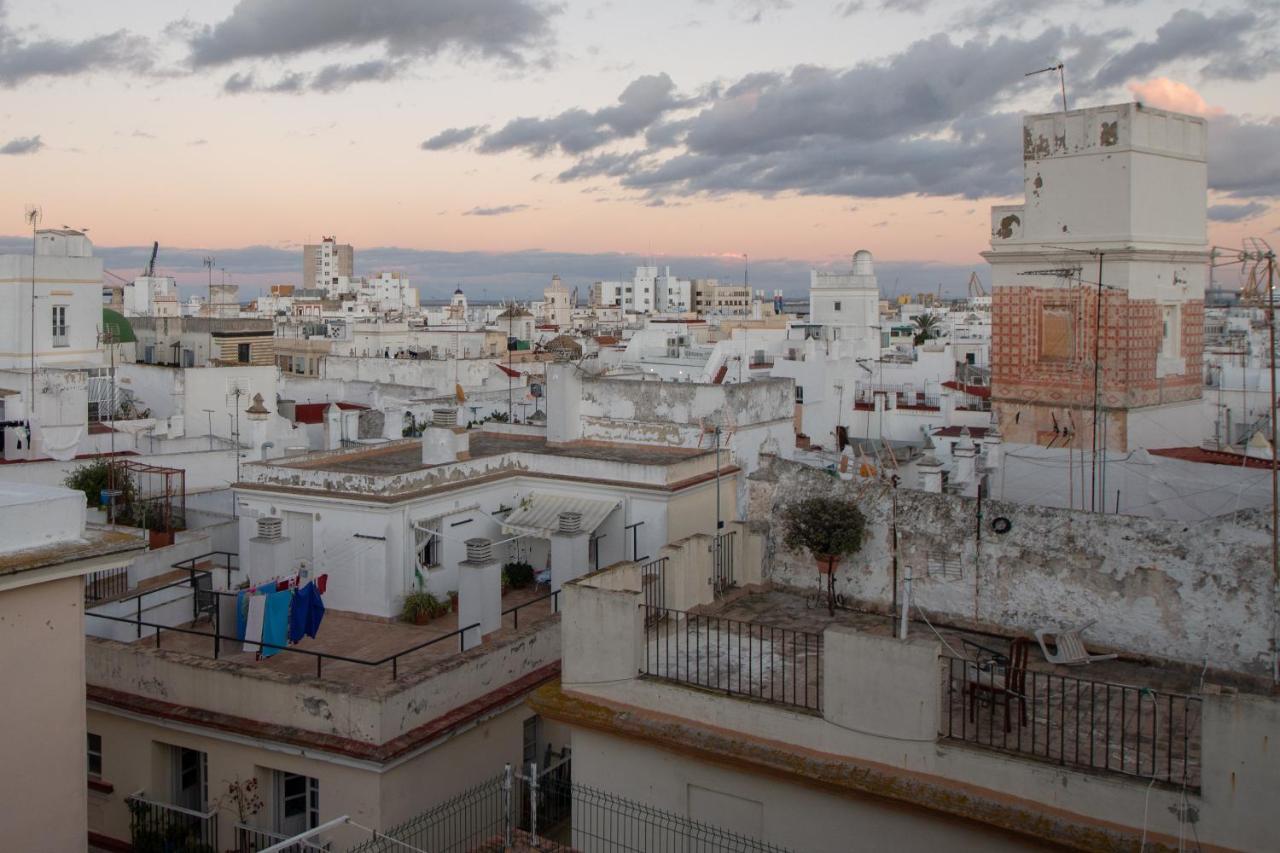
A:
<box><xmin>984</xmin><ymin>102</ymin><xmax>1208</xmax><ymax>452</ymax></box>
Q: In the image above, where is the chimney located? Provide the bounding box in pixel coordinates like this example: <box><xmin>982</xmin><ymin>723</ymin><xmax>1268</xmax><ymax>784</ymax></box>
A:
<box><xmin>248</xmin><ymin>515</ymin><xmax>290</xmax><ymax>581</ymax></box>
<box><xmin>457</xmin><ymin>537</ymin><xmax>501</xmax><ymax>651</ymax></box>
<box><xmin>952</xmin><ymin>427</ymin><xmax>978</xmax><ymax>486</ymax></box>
<box><xmin>421</xmin><ymin>411</ymin><xmax>469</xmax><ymax>464</ymax></box>
<box><xmin>917</xmin><ymin>453</ymin><xmax>945</xmax><ymax>493</ymax></box>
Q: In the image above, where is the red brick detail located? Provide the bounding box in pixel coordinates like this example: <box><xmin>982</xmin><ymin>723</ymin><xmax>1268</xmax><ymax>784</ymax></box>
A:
<box><xmin>992</xmin><ymin>286</ymin><xmax>1202</xmax><ymax>412</ymax></box>
<box><xmin>88</xmin><ymin>831</ymin><xmax>131</xmax><ymax>852</ymax></box>
<box><xmin>88</xmin><ymin>661</ymin><xmax>560</xmax><ymax>763</ymax></box>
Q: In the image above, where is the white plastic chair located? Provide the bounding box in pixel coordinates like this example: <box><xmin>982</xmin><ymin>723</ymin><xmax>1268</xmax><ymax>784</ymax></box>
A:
<box><xmin>1035</xmin><ymin>619</ymin><xmax>1118</xmax><ymax>665</ymax></box>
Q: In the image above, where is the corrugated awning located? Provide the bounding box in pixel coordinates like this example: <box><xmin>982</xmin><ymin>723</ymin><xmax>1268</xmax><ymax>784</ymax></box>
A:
<box><xmin>502</xmin><ymin>493</ymin><xmax>620</xmax><ymax>538</ymax></box>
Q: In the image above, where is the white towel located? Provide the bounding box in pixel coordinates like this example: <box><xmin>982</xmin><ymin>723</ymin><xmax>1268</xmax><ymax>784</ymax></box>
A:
<box><xmin>243</xmin><ymin>594</ymin><xmax>266</xmax><ymax>654</ymax></box>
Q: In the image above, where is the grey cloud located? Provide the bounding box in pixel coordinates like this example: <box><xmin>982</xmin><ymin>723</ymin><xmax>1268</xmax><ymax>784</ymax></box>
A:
<box><xmin>1092</xmin><ymin>8</ymin><xmax>1264</xmax><ymax>87</ymax></box>
<box><xmin>422</xmin><ymin>125</ymin><xmax>487</xmax><ymax>151</ymax></box>
<box><xmin>223</xmin><ymin>71</ymin><xmax>255</xmax><ymax>93</ymax></box>
<box><xmin>1208</xmin><ymin>116</ymin><xmax>1280</xmax><ymax>199</ymax></box>
<box><xmin>834</xmin><ymin>2</ymin><xmax>864</xmax><ymax>17</ymax></box>
<box><xmin>1208</xmin><ymin>202</ymin><xmax>1268</xmax><ymax>222</ymax></box>
<box><xmin>188</xmin><ymin>0</ymin><xmax>555</xmax><ymax>67</ymax></box>
<box><xmin>953</xmin><ymin>0</ymin><xmax>1055</xmax><ymax>30</ymax></box>
<box><xmin>311</xmin><ymin>60</ymin><xmax>399</xmax><ymax>92</ymax></box>
<box><xmin>463</xmin><ymin>204</ymin><xmax>530</xmax><ymax>216</ymax></box>
<box><xmin>0</xmin><ymin>135</ymin><xmax>42</xmax><ymax>155</ymax></box>
<box><xmin>0</xmin><ymin>3</ymin><xmax>151</xmax><ymax>87</ymax></box>
<box><xmin>479</xmin><ymin>73</ymin><xmax>693</xmax><ymax>156</ymax></box>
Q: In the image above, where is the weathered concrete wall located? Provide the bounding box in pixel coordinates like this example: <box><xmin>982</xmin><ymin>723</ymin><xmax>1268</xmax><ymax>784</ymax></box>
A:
<box><xmin>748</xmin><ymin>458</ymin><xmax>1273</xmax><ymax>677</ymax></box>
<box><xmin>556</xmin><ymin>571</ymin><xmax>1280</xmax><ymax>851</ymax></box>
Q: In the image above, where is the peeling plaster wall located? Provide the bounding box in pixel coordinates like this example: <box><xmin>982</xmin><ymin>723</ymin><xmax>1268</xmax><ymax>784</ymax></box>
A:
<box><xmin>749</xmin><ymin>458</ymin><xmax>1272</xmax><ymax>676</ymax></box>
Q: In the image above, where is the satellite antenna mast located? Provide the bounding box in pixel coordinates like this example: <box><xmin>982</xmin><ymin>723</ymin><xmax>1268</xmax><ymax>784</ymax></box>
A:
<box><xmin>1025</xmin><ymin>62</ymin><xmax>1067</xmax><ymax>113</ymax></box>
<box><xmin>202</xmin><ymin>256</ymin><xmax>215</xmax><ymax>316</ymax></box>
<box><xmin>24</xmin><ymin>205</ymin><xmax>42</xmax><ymax>407</ymax></box>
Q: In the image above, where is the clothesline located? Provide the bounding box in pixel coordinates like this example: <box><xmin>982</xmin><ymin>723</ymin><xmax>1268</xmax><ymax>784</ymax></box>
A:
<box><xmin>236</xmin><ymin>575</ymin><xmax>327</xmax><ymax>659</ymax></box>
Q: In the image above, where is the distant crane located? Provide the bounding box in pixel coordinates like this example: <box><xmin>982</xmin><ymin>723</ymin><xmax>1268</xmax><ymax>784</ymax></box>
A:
<box><xmin>143</xmin><ymin>241</ymin><xmax>158</xmax><ymax>277</ymax></box>
<box><xmin>967</xmin><ymin>271</ymin><xmax>987</xmax><ymax>298</ymax></box>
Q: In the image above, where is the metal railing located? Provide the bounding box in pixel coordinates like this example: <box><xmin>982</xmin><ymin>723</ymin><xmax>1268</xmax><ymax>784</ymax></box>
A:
<box><xmin>641</xmin><ymin>557</ymin><xmax>667</xmax><ymax>624</ymax></box>
<box><xmin>641</xmin><ymin>605</ymin><xmax>822</xmax><ymax>713</ymax></box>
<box><xmin>501</xmin><ymin>589</ymin><xmax>560</xmax><ymax>629</ymax></box>
<box><xmin>84</xmin><ymin>565</ymin><xmax>129</xmax><ymax>602</ymax></box>
<box><xmin>941</xmin><ymin>656</ymin><xmax>1203</xmax><ymax>790</ymax></box>
<box><xmin>350</xmin><ymin>759</ymin><xmax>793</xmax><ymax>853</ymax></box>
<box><xmin>172</xmin><ymin>550</ymin><xmax>239</xmax><ymax>590</ymax></box>
<box><xmin>127</xmin><ymin>792</ymin><xmax>217</xmax><ymax>852</ymax></box>
<box><xmin>90</xmin><ymin>601</ymin><xmax>479</xmax><ymax>682</ymax></box>
<box><xmin>712</xmin><ymin>531</ymin><xmax>736</xmax><ymax>596</ymax></box>
<box><xmin>235</xmin><ymin>822</ymin><xmax>331</xmax><ymax>852</ymax></box>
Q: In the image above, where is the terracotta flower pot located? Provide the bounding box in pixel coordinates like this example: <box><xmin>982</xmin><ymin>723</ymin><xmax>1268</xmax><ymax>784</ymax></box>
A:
<box><xmin>815</xmin><ymin>554</ymin><xmax>837</xmax><ymax>574</ymax></box>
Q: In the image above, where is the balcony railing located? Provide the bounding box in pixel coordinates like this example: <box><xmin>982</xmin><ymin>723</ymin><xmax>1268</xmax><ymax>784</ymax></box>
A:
<box><xmin>84</xmin><ymin>565</ymin><xmax>129</xmax><ymax>602</ymax></box>
<box><xmin>940</xmin><ymin>656</ymin><xmax>1203</xmax><ymax>790</ymax></box>
<box><xmin>127</xmin><ymin>792</ymin><xmax>217</xmax><ymax>852</ymax></box>
<box><xmin>235</xmin><ymin>822</ymin><xmax>331</xmax><ymax>852</ymax></box>
<box><xmin>641</xmin><ymin>606</ymin><xmax>822</xmax><ymax>712</ymax></box>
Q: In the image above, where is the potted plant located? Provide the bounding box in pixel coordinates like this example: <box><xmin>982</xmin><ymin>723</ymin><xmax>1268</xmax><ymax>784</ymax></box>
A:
<box><xmin>502</xmin><ymin>561</ymin><xmax>535</xmax><ymax>590</ymax></box>
<box><xmin>781</xmin><ymin>495</ymin><xmax>866</xmax><ymax>615</ymax></box>
<box><xmin>448</xmin><ymin>590</ymin><xmax>459</xmax><ymax>612</ymax></box>
<box><xmin>402</xmin><ymin>590</ymin><xmax>442</xmax><ymax>625</ymax></box>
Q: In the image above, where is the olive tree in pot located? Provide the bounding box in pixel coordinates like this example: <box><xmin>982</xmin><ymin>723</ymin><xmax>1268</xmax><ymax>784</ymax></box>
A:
<box><xmin>781</xmin><ymin>495</ymin><xmax>866</xmax><ymax>615</ymax></box>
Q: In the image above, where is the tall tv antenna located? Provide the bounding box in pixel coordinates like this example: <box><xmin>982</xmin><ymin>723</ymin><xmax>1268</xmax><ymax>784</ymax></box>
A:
<box><xmin>25</xmin><ymin>205</ymin><xmax>42</xmax><ymax>408</ymax></box>
<box><xmin>202</xmin><ymin>256</ymin><xmax>215</xmax><ymax>315</ymax></box>
<box><xmin>1025</xmin><ymin>62</ymin><xmax>1068</xmax><ymax>113</ymax></box>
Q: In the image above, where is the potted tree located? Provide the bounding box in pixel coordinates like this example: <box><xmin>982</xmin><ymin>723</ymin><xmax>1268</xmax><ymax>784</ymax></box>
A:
<box><xmin>402</xmin><ymin>590</ymin><xmax>441</xmax><ymax>625</ymax></box>
<box><xmin>781</xmin><ymin>495</ymin><xmax>866</xmax><ymax>615</ymax></box>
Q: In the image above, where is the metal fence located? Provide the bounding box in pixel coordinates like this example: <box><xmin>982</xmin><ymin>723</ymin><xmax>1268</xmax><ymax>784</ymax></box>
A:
<box><xmin>641</xmin><ymin>605</ymin><xmax>822</xmax><ymax>713</ymax></box>
<box><xmin>348</xmin><ymin>760</ymin><xmax>792</xmax><ymax>853</ymax></box>
<box><xmin>712</xmin><ymin>531</ymin><xmax>736</xmax><ymax>596</ymax></box>
<box><xmin>641</xmin><ymin>557</ymin><xmax>667</xmax><ymax>623</ymax></box>
<box><xmin>941</xmin><ymin>656</ymin><xmax>1203</xmax><ymax>789</ymax></box>
<box><xmin>84</xmin><ymin>565</ymin><xmax>129</xmax><ymax>602</ymax></box>
<box><xmin>236</xmin><ymin>822</ymin><xmax>332</xmax><ymax>852</ymax></box>
<box><xmin>127</xmin><ymin>793</ymin><xmax>217</xmax><ymax>853</ymax></box>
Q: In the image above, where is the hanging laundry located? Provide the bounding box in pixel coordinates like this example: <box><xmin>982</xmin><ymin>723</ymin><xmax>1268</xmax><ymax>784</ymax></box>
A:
<box><xmin>315</xmin><ymin>574</ymin><xmax>328</xmax><ymax>595</ymax></box>
<box><xmin>275</xmin><ymin>578</ymin><xmax>291</xmax><ymax>592</ymax></box>
<box><xmin>288</xmin><ymin>583</ymin><xmax>313</xmax><ymax>644</ymax></box>
<box><xmin>243</xmin><ymin>595</ymin><xmax>266</xmax><ymax>654</ymax></box>
<box><xmin>255</xmin><ymin>581</ymin><xmax>276</xmax><ymax>595</ymax></box>
<box><xmin>235</xmin><ymin>589</ymin><xmax>249</xmax><ymax>641</ymax></box>
<box><xmin>302</xmin><ymin>581</ymin><xmax>325</xmax><ymax>639</ymax></box>
<box><xmin>260</xmin><ymin>589</ymin><xmax>292</xmax><ymax>659</ymax></box>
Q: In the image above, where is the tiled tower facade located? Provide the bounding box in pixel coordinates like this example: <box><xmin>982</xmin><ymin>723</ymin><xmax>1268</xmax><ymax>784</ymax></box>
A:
<box><xmin>984</xmin><ymin>103</ymin><xmax>1208</xmax><ymax>452</ymax></box>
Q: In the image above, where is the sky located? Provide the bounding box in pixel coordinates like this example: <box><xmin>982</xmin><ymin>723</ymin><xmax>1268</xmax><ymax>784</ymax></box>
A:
<box><xmin>1</xmin><ymin>0</ymin><xmax>1278</xmax><ymax>299</ymax></box>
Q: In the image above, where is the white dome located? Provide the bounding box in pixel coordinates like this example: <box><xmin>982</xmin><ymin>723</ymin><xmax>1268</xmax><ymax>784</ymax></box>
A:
<box><xmin>852</xmin><ymin>250</ymin><xmax>874</xmax><ymax>275</ymax></box>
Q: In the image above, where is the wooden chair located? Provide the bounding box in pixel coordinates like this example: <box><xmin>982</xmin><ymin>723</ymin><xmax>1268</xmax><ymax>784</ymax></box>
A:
<box><xmin>967</xmin><ymin>637</ymin><xmax>1030</xmax><ymax>733</ymax></box>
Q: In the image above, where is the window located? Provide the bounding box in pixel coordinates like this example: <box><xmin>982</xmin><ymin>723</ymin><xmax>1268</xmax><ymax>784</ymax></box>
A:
<box><xmin>87</xmin><ymin>733</ymin><xmax>102</xmax><ymax>777</ymax></box>
<box><xmin>274</xmin><ymin>772</ymin><xmax>319</xmax><ymax>836</ymax></box>
<box><xmin>1160</xmin><ymin>305</ymin><xmax>1181</xmax><ymax>359</ymax></box>
<box><xmin>51</xmin><ymin>305</ymin><xmax>68</xmax><ymax>346</ymax></box>
<box><xmin>237</xmin><ymin>343</ymin><xmax>251</xmax><ymax>363</ymax></box>
<box><xmin>169</xmin><ymin>746</ymin><xmax>207</xmax><ymax>811</ymax></box>
<box><xmin>522</xmin><ymin>716</ymin><xmax>540</xmax><ymax>770</ymax></box>
<box><xmin>795</xmin><ymin>386</ymin><xmax>804</xmax><ymax>404</ymax></box>
<box><xmin>833</xmin><ymin>301</ymin><xmax>841</xmax><ymax>312</ymax></box>
<box><xmin>1038</xmin><ymin>304</ymin><xmax>1076</xmax><ymax>363</ymax></box>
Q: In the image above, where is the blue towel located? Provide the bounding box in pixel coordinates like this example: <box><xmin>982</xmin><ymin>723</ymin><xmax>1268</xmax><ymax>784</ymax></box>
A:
<box><xmin>288</xmin><ymin>583</ymin><xmax>311</xmax><ymax>644</ymax></box>
<box><xmin>293</xmin><ymin>578</ymin><xmax>325</xmax><ymax>637</ymax></box>
<box><xmin>261</xmin><ymin>590</ymin><xmax>292</xmax><ymax>658</ymax></box>
<box><xmin>235</xmin><ymin>590</ymin><xmax>249</xmax><ymax>641</ymax></box>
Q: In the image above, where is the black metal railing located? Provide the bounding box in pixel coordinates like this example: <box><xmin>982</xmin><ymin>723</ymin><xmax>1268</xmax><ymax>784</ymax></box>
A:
<box><xmin>84</xmin><ymin>566</ymin><xmax>129</xmax><ymax>602</ymax></box>
<box><xmin>127</xmin><ymin>793</ymin><xmax>217</xmax><ymax>852</ymax></box>
<box><xmin>713</xmin><ymin>531</ymin><xmax>736</xmax><ymax>596</ymax></box>
<box><xmin>641</xmin><ymin>605</ymin><xmax>822</xmax><ymax>712</ymax></box>
<box><xmin>87</xmin><ymin>572</ymin><xmax>479</xmax><ymax>682</ymax></box>
<box><xmin>502</xmin><ymin>589</ymin><xmax>560</xmax><ymax>630</ymax></box>
<box><xmin>941</xmin><ymin>656</ymin><xmax>1203</xmax><ymax>789</ymax></box>
<box><xmin>641</xmin><ymin>557</ymin><xmax>667</xmax><ymax>623</ymax></box>
<box><xmin>172</xmin><ymin>550</ymin><xmax>239</xmax><ymax>590</ymax></box>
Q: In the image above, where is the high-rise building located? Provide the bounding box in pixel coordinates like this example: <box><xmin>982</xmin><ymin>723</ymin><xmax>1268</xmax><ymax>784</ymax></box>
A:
<box><xmin>302</xmin><ymin>237</ymin><xmax>353</xmax><ymax>291</ymax></box>
<box><xmin>985</xmin><ymin>103</ymin><xmax>1207</xmax><ymax>452</ymax></box>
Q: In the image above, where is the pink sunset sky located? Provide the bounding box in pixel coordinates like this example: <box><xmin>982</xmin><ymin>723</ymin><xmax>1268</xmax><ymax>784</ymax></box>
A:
<box><xmin>0</xmin><ymin>0</ymin><xmax>1277</xmax><ymax>295</ymax></box>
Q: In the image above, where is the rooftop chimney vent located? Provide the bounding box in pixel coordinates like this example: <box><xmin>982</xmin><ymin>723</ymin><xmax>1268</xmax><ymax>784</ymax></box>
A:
<box><xmin>256</xmin><ymin>517</ymin><xmax>283</xmax><ymax>540</ymax></box>
<box><xmin>465</xmin><ymin>537</ymin><xmax>493</xmax><ymax>562</ymax></box>
<box><xmin>558</xmin><ymin>511</ymin><xmax>583</xmax><ymax>533</ymax></box>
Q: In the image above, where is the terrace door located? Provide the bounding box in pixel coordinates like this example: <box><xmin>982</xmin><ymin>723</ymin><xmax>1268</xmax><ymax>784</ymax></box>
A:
<box><xmin>286</xmin><ymin>511</ymin><xmax>314</xmax><ymax>576</ymax></box>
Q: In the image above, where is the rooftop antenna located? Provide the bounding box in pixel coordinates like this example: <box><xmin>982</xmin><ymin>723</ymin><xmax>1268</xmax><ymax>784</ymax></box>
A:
<box><xmin>25</xmin><ymin>204</ymin><xmax>42</xmax><ymax>409</ymax></box>
<box><xmin>202</xmin><ymin>256</ymin><xmax>215</xmax><ymax>315</ymax></box>
<box><xmin>1025</xmin><ymin>62</ymin><xmax>1068</xmax><ymax>113</ymax></box>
